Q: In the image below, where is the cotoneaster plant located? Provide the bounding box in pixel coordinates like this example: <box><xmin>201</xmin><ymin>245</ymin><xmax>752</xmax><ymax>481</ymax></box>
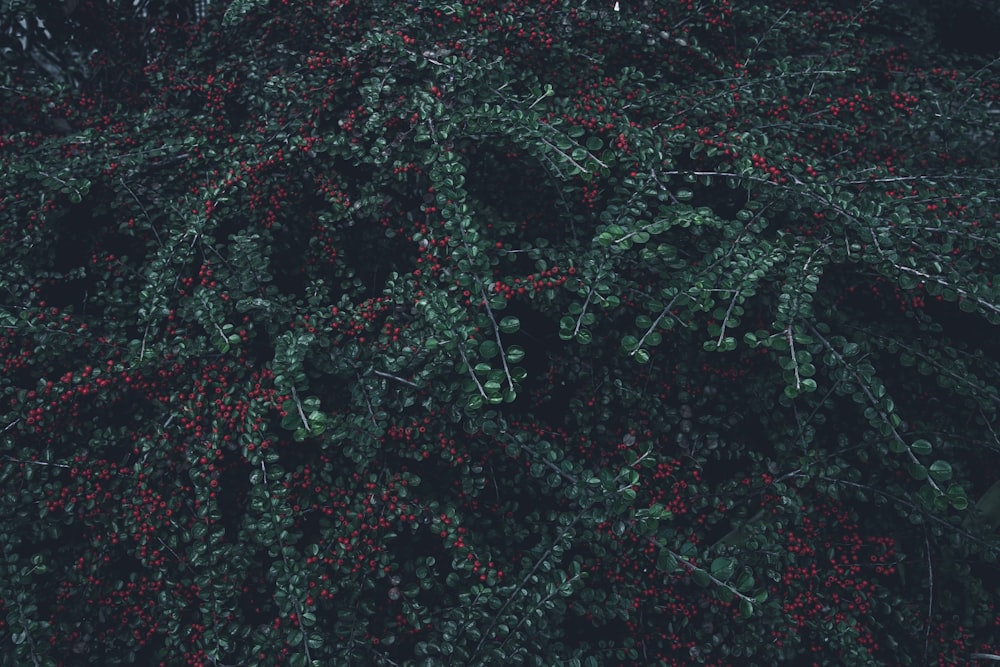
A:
<box><xmin>2</xmin><ymin>0</ymin><xmax>1000</xmax><ymax>665</ymax></box>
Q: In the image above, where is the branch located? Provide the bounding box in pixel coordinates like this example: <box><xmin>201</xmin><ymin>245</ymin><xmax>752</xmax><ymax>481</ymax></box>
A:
<box><xmin>890</xmin><ymin>264</ymin><xmax>1000</xmax><ymax>316</ymax></box>
<box><xmin>479</xmin><ymin>285</ymin><xmax>514</xmax><ymax>392</ymax></box>
<box><xmin>667</xmin><ymin>547</ymin><xmax>756</xmax><ymax>605</ymax></box>
<box><xmin>808</xmin><ymin>324</ymin><xmax>944</xmax><ymax>495</ymax></box>
<box><xmin>923</xmin><ymin>529</ymin><xmax>933</xmax><ymax>665</ymax></box>
<box><xmin>632</xmin><ymin>291</ymin><xmax>686</xmax><ymax>355</ymax></box>
<box><xmin>471</xmin><ymin>509</ymin><xmax>587</xmax><ymax>662</ymax></box>
<box><xmin>572</xmin><ymin>273</ymin><xmax>600</xmax><ymax>337</ymax></box>
<box><xmin>289</xmin><ymin>386</ymin><xmax>312</xmax><ymax>433</ymax></box>
<box><xmin>3</xmin><ymin>456</ymin><xmax>70</xmax><ymax>469</ymax></box>
<box><xmin>742</xmin><ymin>8</ymin><xmax>791</xmax><ymax>69</ymax></box>
<box><xmin>354</xmin><ymin>372</ymin><xmax>380</xmax><ymax>429</ymax></box>
<box><xmin>519</xmin><ymin>444</ymin><xmax>580</xmax><ymax>485</ymax></box>
<box><xmin>457</xmin><ymin>340</ymin><xmax>488</xmax><ymax>399</ymax></box>
<box><xmin>715</xmin><ymin>290</ymin><xmax>740</xmax><ymax>345</ymax></box>
<box><xmin>119</xmin><ymin>176</ymin><xmax>163</xmax><ymax>246</ymax></box>
<box><xmin>494</xmin><ymin>572</ymin><xmax>582</xmax><ymax>657</ymax></box>
<box><xmin>785</xmin><ymin>324</ymin><xmax>801</xmax><ymax>390</ymax></box>
<box><xmin>818</xmin><ymin>476</ymin><xmax>997</xmax><ymax>550</ymax></box>
<box><xmin>373</xmin><ymin>369</ymin><xmax>418</xmax><ymax>388</ymax></box>
<box><xmin>139</xmin><ymin>323</ymin><xmax>150</xmax><ymax>362</ymax></box>
<box><xmin>538</xmin><ymin>136</ymin><xmax>606</xmax><ymax>174</ymax></box>
<box><xmin>14</xmin><ymin>596</ymin><xmax>42</xmax><ymax>667</ymax></box>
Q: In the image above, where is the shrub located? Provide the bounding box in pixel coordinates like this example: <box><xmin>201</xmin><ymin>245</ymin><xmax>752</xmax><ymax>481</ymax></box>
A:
<box><xmin>2</xmin><ymin>0</ymin><xmax>1000</xmax><ymax>665</ymax></box>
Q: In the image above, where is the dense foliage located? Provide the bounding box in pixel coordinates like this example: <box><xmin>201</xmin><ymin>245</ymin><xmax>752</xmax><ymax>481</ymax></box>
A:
<box><xmin>3</xmin><ymin>0</ymin><xmax>1000</xmax><ymax>665</ymax></box>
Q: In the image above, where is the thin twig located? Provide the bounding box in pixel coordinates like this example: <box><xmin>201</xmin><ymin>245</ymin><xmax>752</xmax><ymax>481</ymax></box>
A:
<box><xmin>471</xmin><ymin>509</ymin><xmax>587</xmax><ymax>662</ymax></box>
<box><xmin>818</xmin><ymin>476</ymin><xmax>995</xmax><ymax>549</ymax></box>
<box><xmin>715</xmin><ymin>290</ymin><xmax>741</xmax><ymax>347</ymax></box>
<box><xmin>289</xmin><ymin>386</ymin><xmax>312</xmax><ymax>433</ymax></box>
<box><xmin>808</xmin><ymin>323</ymin><xmax>944</xmax><ymax>495</ymax></box>
<box><xmin>354</xmin><ymin>372</ymin><xmax>380</xmax><ymax>428</ymax></box>
<box><xmin>4</xmin><ymin>456</ymin><xmax>70</xmax><ymax>469</ymax></box>
<box><xmin>373</xmin><ymin>369</ymin><xmax>418</xmax><ymax>387</ymax></box>
<box><xmin>457</xmin><ymin>341</ymin><xmax>488</xmax><ymax>399</ymax></box>
<box><xmin>786</xmin><ymin>325</ymin><xmax>801</xmax><ymax>390</ymax></box>
<box><xmin>632</xmin><ymin>292</ymin><xmax>685</xmax><ymax>354</ymax></box>
<box><xmin>119</xmin><ymin>176</ymin><xmax>163</xmax><ymax>246</ymax></box>
<box><xmin>479</xmin><ymin>285</ymin><xmax>514</xmax><ymax>392</ymax></box>
<box><xmin>743</xmin><ymin>8</ymin><xmax>791</xmax><ymax>69</ymax></box>
<box><xmin>923</xmin><ymin>528</ymin><xmax>933</xmax><ymax>665</ymax></box>
<box><xmin>139</xmin><ymin>323</ymin><xmax>150</xmax><ymax>362</ymax></box>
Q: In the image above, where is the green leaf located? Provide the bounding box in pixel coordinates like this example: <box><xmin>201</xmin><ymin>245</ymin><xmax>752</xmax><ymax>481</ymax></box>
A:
<box><xmin>506</xmin><ymin>345</ymin><xmax>525</xmax><ymax>364</ymax></box>
<box><xmin>223</xmin><ymin>0</ymin><xmax>269</xmax><ymax>25</ymax></box>
<box><xmin>928</xmin><ymin>460</ymin><xmax>952</xmax><ymax>482</ymax></box>
<box><xmin>710</xmin><ymin>557</ymin><xmax>735</xmax><ymax>580</ymax></box>
<box><xmin>479</xmin><ymin>340</ymin><xmax>499</xmax><ymax>359</ymax></box>
<box><xmin>947</xmin><ymin>484</ymin><xmax>969</xmax><ymax>511</ymax></box>
<box><xmin>911</xmin><ymin>439</ymin><xmax>932</xmax><ymax>456</ymax></box>
<box><xmin>499</xmin><ymin>316</ymin><xmax>520</xmax><ymax>334</ymax></box>
<box><xmin>657</xmin><ymin>551</ymin><xmax>679</xmax><ymax>572</ymax></box>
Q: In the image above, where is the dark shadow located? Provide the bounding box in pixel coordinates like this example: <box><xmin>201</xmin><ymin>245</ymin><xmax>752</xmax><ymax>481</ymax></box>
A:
<box><xmin>936</xmin><ymin>3</ymin><xmax>1000</xmax><ymax>57</ymax></box>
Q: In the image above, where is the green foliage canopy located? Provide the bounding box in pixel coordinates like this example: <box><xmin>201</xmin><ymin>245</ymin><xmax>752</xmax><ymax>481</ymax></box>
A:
<box><xmin>2</xmin><ymin>0</ymin><xmax>1000</xmax><ymax>665</ymax></box>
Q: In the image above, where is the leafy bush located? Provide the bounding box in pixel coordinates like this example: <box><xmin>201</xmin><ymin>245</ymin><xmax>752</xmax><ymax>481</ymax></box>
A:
<box><xmin>2</xmin><ymin>0</ymin><xmax>1000</xmax><ymax>665</ymax></box>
